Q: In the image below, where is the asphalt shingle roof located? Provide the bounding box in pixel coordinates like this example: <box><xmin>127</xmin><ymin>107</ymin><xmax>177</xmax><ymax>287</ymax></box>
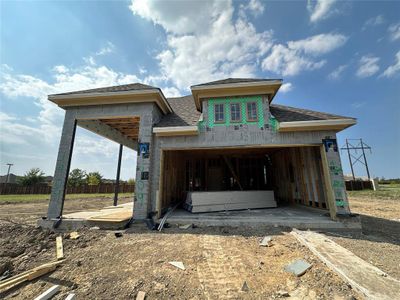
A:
<box><xmin>191</xmin><ymin>78</ymin><xmax>282</xmax><ymax>87</ymax></box>
<box><xmin>155</xmin><ymin>95</ymin><xmax>201</xmax><ymax>127</ymax></box>
<box><xmin>156</xmin><ymin>96</ymin><xmax>353</xmax><ymax>127</ymax></box>
<box><xmin>50</xmin><ymin>83</ymin><xmax>159</xmax><ymax>97</ymax></box>
<box><xmin>269</xmin><ymin>104</ymin><xmax>354</xmax><ymax>122</ymax></box>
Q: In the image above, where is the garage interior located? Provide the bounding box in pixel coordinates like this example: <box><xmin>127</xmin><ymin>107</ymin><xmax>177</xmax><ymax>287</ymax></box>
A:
<box><xmin>159</xmin><ymin>146</ymin><xmax>329</xmax><ymax>215</ymax></box>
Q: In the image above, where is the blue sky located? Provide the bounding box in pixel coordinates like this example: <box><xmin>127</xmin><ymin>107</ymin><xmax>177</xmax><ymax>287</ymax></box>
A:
<box><xmin>1</xmin><ymin>0</ymin><xmax>399</xmax><ymax>180</ymax></box>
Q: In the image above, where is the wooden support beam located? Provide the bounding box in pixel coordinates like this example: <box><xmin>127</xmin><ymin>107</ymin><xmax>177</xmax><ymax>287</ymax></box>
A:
<box><xmin>319</xmin><ymin>145</ymin><xmax>337</xmax><ymax>219</ymax></box>
<box><xmin>222</xmin><ymin>156</ymin><xmax>243</xmax><ymax>190</ymax></box>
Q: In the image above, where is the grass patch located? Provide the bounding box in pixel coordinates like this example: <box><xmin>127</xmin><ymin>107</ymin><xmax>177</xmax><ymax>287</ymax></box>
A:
<box><xmin>347</xmin><ymin>183</ymin><xmax>400</xmax><ymax>200</ymax></box>
<box><xmin>0</xmin><ymin>193</ymin><xmax>133</xmax><ymax>204</ymax></box>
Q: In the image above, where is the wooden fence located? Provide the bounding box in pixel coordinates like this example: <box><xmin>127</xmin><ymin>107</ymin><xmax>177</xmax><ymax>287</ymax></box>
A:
<box><xmin>345</xmin><ymin>180</ymin><xmax>373</xmax><ymax>191</ymax></box>
<box><xmin>0</xmin><ymin>183</ymin><xmax>135</xmax><ymax>195</ymax></box>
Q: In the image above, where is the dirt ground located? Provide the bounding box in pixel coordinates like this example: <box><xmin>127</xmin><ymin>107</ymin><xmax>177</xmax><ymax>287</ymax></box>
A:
<box><xmin>0</xmin><ymin>192</ymin><xmax>398</xmax><ymax>299</ymax></box>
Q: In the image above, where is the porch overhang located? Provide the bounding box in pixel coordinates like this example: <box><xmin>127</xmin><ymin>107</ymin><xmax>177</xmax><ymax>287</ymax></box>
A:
<box><xmin>48</xmin><ymin>89</ymin><xmax>173</xmax><ymax>114</ymax></box>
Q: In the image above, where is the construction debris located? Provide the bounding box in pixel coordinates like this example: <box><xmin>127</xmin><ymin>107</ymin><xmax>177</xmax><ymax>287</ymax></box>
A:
<box><xmin>136</xmin><ymin>291</ymin><xmax>146</xmax><ymax>300</ymax></box>
<box><xmin>284</xmin><ymin>260</ymin><xmax>312</xmax><ymax>277</ymax></box>
<box><xmin>259</xmin><ymin>236</ymin><xmax>272</xmax><ymax>247</ymax></box>
<box><xmin>56</xmin><ymin>236</ymin><xmax>64</xmax><ymax>260</ymax></box>
<box><xmin>291</xmin><ymin>229</ymin><xmax>400</xmax><ymax>300</ymax></box>
<box><xmin>33</xmin><ymin>285</ymin><xmax>60</xmax><ymax>300</ymax></box>
<box><xmin>241</xmin><ymin>281</ymin><xmax>249</xmax><ymax>292</ymax></box>
<box><xmin>114</xmin><ymin>230</ymin><xmax>124</xmax><ymax>238</ymax></box>
<box><xmin>158</xmin><ymin>203</ymin><xmax>179</xmax><ymax>231</ymax></box>
<box><xmin>276</xmin><ymin>290</ymin><xmax>290</xmax><ymax>297</ymax></box>
<box><xmin>65</xmin><ymin>293</ymin><xmax>76</xmax><ymax>300</ymax></box>
<box><xmin>179</xmin><ymin>224</ymin><xmax>192</xmax><ymax>229</ymax></box>
<box><xmin>169</xmin><ymin>261</ymin><xmax>185</xmax><ymax>270</ymax></box>
<box><xmin>68</xmin><ymin>232</ymin><xmax>80</xmax><ymax>240</ymax></box>
<box><xmin>0</xmin><ymin>260</ymin><xmax>64</xmax><ymax>292</ymax></box>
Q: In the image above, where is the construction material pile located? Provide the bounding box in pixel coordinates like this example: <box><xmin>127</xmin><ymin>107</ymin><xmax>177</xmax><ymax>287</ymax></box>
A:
<box><xmin>184</xmin><ymin>191</ymin><xmax>277</xmax><ymax>213</ymax></box>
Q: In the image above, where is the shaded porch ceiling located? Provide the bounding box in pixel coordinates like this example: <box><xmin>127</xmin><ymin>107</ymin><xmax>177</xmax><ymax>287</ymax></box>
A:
<box><xmin>99</xmin><ymin>117</ymin><xmax>140</xmax><ymax>140</ymax></box>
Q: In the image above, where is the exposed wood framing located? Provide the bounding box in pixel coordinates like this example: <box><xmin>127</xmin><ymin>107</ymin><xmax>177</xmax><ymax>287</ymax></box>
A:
<box><xmin>99</xmin><ymin>117</ymin><xmax>140</xmax><ymax>139</ymax></box>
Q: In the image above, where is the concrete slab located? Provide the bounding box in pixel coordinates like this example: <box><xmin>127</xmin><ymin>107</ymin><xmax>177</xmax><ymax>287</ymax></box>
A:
<box><xmin>167</xmin><ymin>205</ymin><xmax>361</xmax><ymax>231</ymax></box>
<box><xmin>284</xmin><ymin>260</ymin><xmax>312</xmax><ymax>276</ymax></box>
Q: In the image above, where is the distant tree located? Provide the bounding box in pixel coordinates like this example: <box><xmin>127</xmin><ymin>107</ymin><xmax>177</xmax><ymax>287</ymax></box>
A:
<box><xmin>87</xmin><ymin>171</ymin><xmax>103</xmax><ymax>185</ymax></box>
<box><xmin>18</xmin><ymin>168</ymin><xmax>45</xmax><ymax>186</ymax></box>
<box><xmin>127</xmin><ymin>178</ymin><xmax>136</xmax><ymax>185</ymax></box>
<box><xmin>68</xmin><ymin>168</ymin><xmax>87</xmax><ymax>187</ymax></box>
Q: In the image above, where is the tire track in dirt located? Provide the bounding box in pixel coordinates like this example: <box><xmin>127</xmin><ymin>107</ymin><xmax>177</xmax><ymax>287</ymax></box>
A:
<box><xmin>197</xmin><ymin>235</ymin><xmax>249</xmax><ymax>299</ymax></box>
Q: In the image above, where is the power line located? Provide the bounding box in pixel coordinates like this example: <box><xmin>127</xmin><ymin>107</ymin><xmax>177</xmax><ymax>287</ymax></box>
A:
<box><xmin>340</xmin><ymin>139</ymin><xmax>372</xmax><ymax>180</ymax></box>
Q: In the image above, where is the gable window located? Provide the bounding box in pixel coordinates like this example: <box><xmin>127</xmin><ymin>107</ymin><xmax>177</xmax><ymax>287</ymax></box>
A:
<box><xmin>246</xmin><ymin>102</ymin><xmax>258</xmax><ymax>121</ymax></box>
<box><xmin>230</xmin><ymin>103</ymin><xmax>241</xmax><ymax>122</ymax></box>
<box><xmin>214</xmin><ymin>103</ymin><xmax>225</xmax><ymax>123</ymax></box>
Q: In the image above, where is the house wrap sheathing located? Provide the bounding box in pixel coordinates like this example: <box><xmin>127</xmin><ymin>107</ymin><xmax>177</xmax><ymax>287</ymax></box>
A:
<box><xmin>44</xmin><ymin>78</ymin><xmax>356</xmax><ymax>223</ymax></box>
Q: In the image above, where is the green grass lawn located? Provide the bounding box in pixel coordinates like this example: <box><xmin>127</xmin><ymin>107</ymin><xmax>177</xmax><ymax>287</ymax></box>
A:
<box><xmin>347</xmin><ymin>183</ymin><xmax>400</xmax><ymax>200</ymax></box>
<box><xmin>0</xmin><ymin>193</ymin><xmax>133</xmax><ymax>204</ymax></box>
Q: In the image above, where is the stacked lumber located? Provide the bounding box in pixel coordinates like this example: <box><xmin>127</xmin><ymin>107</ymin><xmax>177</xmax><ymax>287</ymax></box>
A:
<box><xmin>184</xmin><ymin>191</ymin><xmax>277</xmax><ymax>213</ymax></box>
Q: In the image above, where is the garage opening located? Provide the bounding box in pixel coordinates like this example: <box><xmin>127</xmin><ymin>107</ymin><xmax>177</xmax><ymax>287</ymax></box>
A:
<box><xmin>159</xmin><ymin>146</ymin><xmax>328</xmax><ymax>214</ymax></box>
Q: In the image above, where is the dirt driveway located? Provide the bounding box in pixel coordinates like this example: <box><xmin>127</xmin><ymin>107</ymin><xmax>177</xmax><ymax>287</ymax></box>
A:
<box><xmin>0</xmin><ymin>192</ymin><xmax>399</xmax><ymax>299</ymax></box>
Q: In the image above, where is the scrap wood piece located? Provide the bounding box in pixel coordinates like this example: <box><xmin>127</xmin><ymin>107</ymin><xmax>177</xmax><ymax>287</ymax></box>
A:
<box><xmin>56</xmin><ymin>236</ymin><xmax>64</xmax><ymax>260</ymax></box>
<box><xmin>65</xmin><ymin>293</ymin><xmax>76</xmax><ymax>300</ymax></box>
<box><xmin>179</xmin><ymin>224</ymin><xmax>192</xmax><ymax>229</ymax></box>
<box><xmin>68</xmin><ymin>232</ymin><xmax>80</xmax><ymax>240</ymax></box>
<box><xmin>136</xmin><ymin>291</ymin><xmax>146</xmax><ymax>300</ymax></box>
<box><xmin>284</xmin><ymin>259</ymin><xmax>312</xmax><ymax>277</ymax></box>
<box><xmin>33</xmin><ymin>285</ymin><xmax>60</xmax><ymax>300</ymax></box>
<box><xmin>291</xmin><ymin>229</ymin><xmax>400</xmax><ymax>300</ymax></box>
<box><xmin>0</xmin><ymin>260</ymin><xmax>64</xmax><ymax>292</ymax></box>
<box><xmin>259</xmin><ymin>236</ymin><xmax>272</xmax><ymax>247</ymax></box>
<box><xmin>169</xmin><ymin>261</ymin><xmax>185</xmax><ymax>270</ymax></box>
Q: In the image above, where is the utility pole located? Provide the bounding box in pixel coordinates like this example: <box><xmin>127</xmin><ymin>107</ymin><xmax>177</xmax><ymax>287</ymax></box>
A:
<box><xmin>345</xmin><ymin>139</ymin><xmax>355</xmax><ymax>180</ymax></box>
<box><xmin>340</xmin><ymin>139</ymin><xmax>372</xmax><ymax>180</ymax></box>
<box><xmin>4</xmin><ymin>163</ymin><xmax>13</xmax><ymax>194</ymax></box>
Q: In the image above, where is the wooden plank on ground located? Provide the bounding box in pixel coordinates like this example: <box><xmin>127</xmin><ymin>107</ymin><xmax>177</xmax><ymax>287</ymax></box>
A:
<box><xmin>291</xmin><ymin>229</ymin><xmax>400</xmax><ymax>300</ymax></box>
<box><xmin>56</xmin><ymin>236</ymin><xmax>64</xmax><ymax>260</ymax></box>
<box><xmin>136</xmin><ymin>291</ymin><xmax>146</xmax><ymax>300</ymax></box>
<box><xmin>33</xmin><ymin>285</ymin><xmax>60</xmax><ymax>300</ymax></box>
<box><xmin>0</xmin><ymin>260</ymin><xmax>64</xmax><ymax>292</ymax></box>
<box><xmin>88</xmin><ymin>210</ymin><xmax>132</xmax><ymax>222</ymax></box>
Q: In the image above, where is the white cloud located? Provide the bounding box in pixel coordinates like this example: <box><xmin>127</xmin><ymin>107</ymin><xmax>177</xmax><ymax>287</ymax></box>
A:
<box><xmin>130</xmin><ymin>0</ymin><xmax>230</xmax><ymax>35</ymax></box>
<box><xmin>356</xmin><ymin>55</ymin><xmax>380</xmax><ymax>78</ymax></box>
<box><xmin>280</xmin><ymin>83</ymin><xmax>293</xmax><ymax>93</ymax></box>
<box><xmin>382</xmin><ymin>51</ymin><xmax>400</xmax><ymax>78</ymax></box>
<box><xmin>240</xmin><ymin>0</ymin><xmax>265</xmax><ymax>17</ymax></box>
<box><xmin>0</xmin><ymin>62</ymin><xmax>142</xmax><ymax>147</ymax></box>
<box><xmin>131</xmin><ymin>0</ymin><xmax>273</xmax><ymax>90</ymax></box>
<box><xmin>362</xmin><ymin>15</ymin><xmax>385</xmax><ymax>31</ymax></box>
<box><xmin>328</xmin><ymin>64</ymin><xmax>347</xmax><ymax>80</ymax></box>
<box><xmin>96</xmin><ymin>41</ymin><xmax>116</xmax><ymax>56</ymax></box>
<box><xmin>307</xmin><ymin>0</ymin><xmax>337</xmax><ymax>23</ymax></box>
<box><xmin>262</xmin><ymin>33</ymin><xmax>347</xmax><ymax>76</ymax></box>
<box><xmin>388</xmin><ymin>23</ymin><xmax>400</xmax><ymax>41</ymax></box>
<box><xmin>162</xmin><ymin>87</ymin><xmax>181</xmax><ymax>97</ymax></box>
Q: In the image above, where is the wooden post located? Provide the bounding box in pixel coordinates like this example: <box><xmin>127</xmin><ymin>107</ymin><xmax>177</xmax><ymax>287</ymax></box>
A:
<box><xmin>113</xmin><ymin>144</ymin><xmax>123</xmax><ymax>206</ymax></box>
<box><xmin>319</xmin><ymin>145</ymin><xmax>337</xmax><ymax>220</ymax></box>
